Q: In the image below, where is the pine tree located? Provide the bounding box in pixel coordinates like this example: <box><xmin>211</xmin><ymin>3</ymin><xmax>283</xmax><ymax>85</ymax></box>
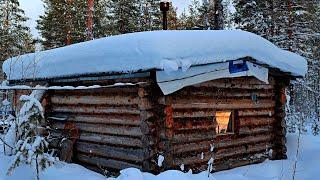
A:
<box><xmin>177</xmin><ymin>10</ymin><xmax>188</xmax><ymax>30</ymax></box>
<box><xmin>235</xmin><ymin>0</ymin><xmax>320</xmax><ymax>134</ymax></box>
<box><xmin>139</xmin><ymin>0</ymin><xmax>161</xmax><ymax>31</ymax></box>
<box><xmin>167</xmin><ymin>2</ymin><xmax>179</xmax><ymax>30</ymax></box>
<box><xmin>199</xmin><ymin>0</ymin><xmax>224</xmax><ymax>30</ymax></box>
<box><xmin>37</xmin><ymin>0</ymin><xmax>109</xmax><ymax>49</ymax></box>
<box><xmin>0</xmin><ymin>0</ymin><xmax>34</xmax><ymax>78</ymax></box>
<box><xmin>185</xmin><ymin>0</ymin><xmax>202</xmax><ymax>29</ymax></box>
<box><xmin>104</xmin><ymin>0</ymin><xmax>140</xmax><ymax>35</ymax></box>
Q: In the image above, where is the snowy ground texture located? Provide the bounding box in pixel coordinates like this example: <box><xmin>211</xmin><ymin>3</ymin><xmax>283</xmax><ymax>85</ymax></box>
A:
<box><xmin>1</xmin><ymin>132</ymin><xmax>319</xmax><ymax>180</ymax></box>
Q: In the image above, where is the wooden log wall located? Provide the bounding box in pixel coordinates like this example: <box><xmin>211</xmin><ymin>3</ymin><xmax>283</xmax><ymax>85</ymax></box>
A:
<box><xmin>158</xmin><ymin>76</ymin><xmax>283</xmax><ymax>172</ymax></box>
<box><xmin>47</xmin><ymin>76</ymin><xmax>158</xmax><ymax>173</ymax></box>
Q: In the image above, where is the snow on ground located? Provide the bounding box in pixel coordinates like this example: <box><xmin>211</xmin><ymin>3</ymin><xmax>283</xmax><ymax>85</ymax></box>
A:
<box><xmin>1</xmin><ymin>132</ymin><xmax>319</xmax><ymax>180</ymax></box>
<box><xmin>3</xmin><ymin>30</ymin><xmax>307</xmax><ymax>81</ymax></box>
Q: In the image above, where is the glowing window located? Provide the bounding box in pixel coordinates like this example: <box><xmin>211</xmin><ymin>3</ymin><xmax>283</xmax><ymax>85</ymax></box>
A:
<box><xmin>215</xmin><ymin>111</ymin><xmax>234</xmax><ymax>134</ymax></box>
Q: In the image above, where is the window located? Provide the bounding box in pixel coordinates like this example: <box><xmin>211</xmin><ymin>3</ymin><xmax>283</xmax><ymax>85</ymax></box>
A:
<box><xmin>215</xmin><ymin>111</ymin><xmax>234</xmax><ymax>134</ymax></box>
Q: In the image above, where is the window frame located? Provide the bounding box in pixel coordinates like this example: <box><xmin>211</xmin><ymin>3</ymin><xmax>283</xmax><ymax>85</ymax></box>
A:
<box><xmin>214</xmin><ymin>110</ymin><xmax>236</xmax><ymax>136</ymax></box>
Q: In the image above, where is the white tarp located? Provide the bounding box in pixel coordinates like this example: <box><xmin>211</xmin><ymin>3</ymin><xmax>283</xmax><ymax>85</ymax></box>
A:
<box><xmin>156</xmin><ymin>60</ymin><xmax>269</xmax><ymax>95</ymax></box>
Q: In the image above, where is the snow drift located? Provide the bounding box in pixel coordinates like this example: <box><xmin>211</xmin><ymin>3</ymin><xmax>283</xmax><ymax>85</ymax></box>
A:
<box><xmin>3</xmin><ymin>30</ymin><xmax>307</xmax><ymax>81</ymax></box>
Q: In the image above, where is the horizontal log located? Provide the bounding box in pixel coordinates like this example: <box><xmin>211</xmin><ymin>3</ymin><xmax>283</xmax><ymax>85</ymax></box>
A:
<box><xmin>172</xmin><ymin>131</ymin><xmax>214</xmax><ymax>144</ymax></box>
<box><xmin>76</xmin><ymin>141</ymin><xmax>144</xmax><ymax>162</ymax></box>
<box><xmin>239</xmin><ymin>125</ymin><xmax>273</xmax><ymax>135</ymax></box>
<box><xmin>172</xmin><ymin>134</ymin><xmax>273</xmax><ymax>155</ymax></box>
<box><xmin>173</xmin><ymin>151</ymin><xmax>213</xmax><ymax>166</ymax></box>
<box><xmin>214</xmin><ymin>156</ymin><xmax>266</xmax><ymax>172</ymax></box>
<box><xmin>138</xmin><ymin>98</ymin><xmax>153</xmax><ymax>110</ymax></box>
<box><xmin>172</xmin><ymin>99</ymin><xmax>275</xmax><ymax>110</ymax></box>
<box><xmin>238</xmin><ymin>109</ymin><xmax>274</xmax><ymax>117</ymax></box>
<box><xmin>174</xmin><ymin>89</ymin><xmax>275</xmax><ymax>99</ymax></box>
<box><xmin>51</xmin><ymin>105</ymin><xmax>140</xmax><ymax>115</ymax></box>
<box><xmin>173</xmin><ymin>110</ymin><xmax>214</xmax><ymax>118</ymax></box>
<box><xmin>51</xmin><ymin>95</ymin><xmax>139</xmax><ymax>106</ymax></box>
<box><xmin>215</xmin><ymin>134</ymin><xmax>273</xmax><ymax>149</ymax></box>
<box><xmin>193</xmin><ymin>80</ymin><xmax>274</xmax><ymax>90</ymax></box>
<box><xmin>52</xmin><ymin>87</ymin><xmax>139</xmax><ymax>96</ymax></box>
<box><xmin>171</xmin><ymin>141</ymin><xmax>212</xmax><ymax>155</ymax></box>
<box><xmin>79</xmin><ymin>133</ymin><xmax>143</xmax><ymax>148</ymax></box>
<box><xmin>49</xmin><ymin>113</ymin><xmax>141</xmax><ymax>126</ymax></box>
<box><xmin>77</xmin><ymin>153</ymin><xmax>141</xmax><ymax>170</ymax></box>
<box><xmin>239</xmin><ymin>117</ymin><xmax>275</xmax><ymax>126</ymax></box>
<box><xmin>173</xmin><ymin>119</ymin><xmax>214</xmax><ymax>131</ymax></box>
<box><xmin>52</xmin><ymin>122</ymin><xmax>143</xmax><ymax>137</ymax></box>
<box><xmin>215</xmin><ymin>142</ymin><xmax>269</xmax><ymax>160</ymax></box>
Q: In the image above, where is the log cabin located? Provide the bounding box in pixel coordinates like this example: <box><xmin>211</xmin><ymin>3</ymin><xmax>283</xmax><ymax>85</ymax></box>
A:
<box><xmin>2</xmin><ymin>30</ymin><xmax>307</xmax><ymax>174</ymax></box>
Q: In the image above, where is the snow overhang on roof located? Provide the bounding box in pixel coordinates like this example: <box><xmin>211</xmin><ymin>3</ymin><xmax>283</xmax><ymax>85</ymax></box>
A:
<box><xmin>3</xmin><ymin>30</ymin><xmax>307</xmax><ymax>81</ymax></box>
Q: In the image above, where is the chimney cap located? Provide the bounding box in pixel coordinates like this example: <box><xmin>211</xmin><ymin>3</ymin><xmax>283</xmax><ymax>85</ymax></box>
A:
<box><xmin>160</xmin><ymin>1</ymin><xmax>170</xmax><ymax>11</ymax></box>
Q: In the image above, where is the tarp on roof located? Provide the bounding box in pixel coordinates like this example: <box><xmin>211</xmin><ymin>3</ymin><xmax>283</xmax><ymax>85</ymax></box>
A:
<box><xmin>3</xmin><ymin>30</ymin><xmax>307</xmax><ymax>81</ymax></box>
<box><xmin>157</xmin><ymin>60</ymin><xmax>269</xmax><ymax>95</ymax></box>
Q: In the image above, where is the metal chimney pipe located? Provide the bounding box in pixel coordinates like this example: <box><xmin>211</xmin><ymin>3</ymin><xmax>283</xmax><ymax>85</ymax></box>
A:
<box><xmin>160</xmin><ymin>2</ymin><xmax>170</xmax><ymax>30</ymax></box>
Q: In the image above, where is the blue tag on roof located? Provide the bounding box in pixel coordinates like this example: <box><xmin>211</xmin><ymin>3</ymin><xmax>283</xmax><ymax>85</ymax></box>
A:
<box><xmin>229</xmin><ymin>60</ymin><xmax>249</xmax><ymax>74</ymax></box>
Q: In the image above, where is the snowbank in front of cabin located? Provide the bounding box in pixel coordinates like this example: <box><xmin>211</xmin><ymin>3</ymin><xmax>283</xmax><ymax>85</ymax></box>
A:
<box><xmin>1</xmin><ymin>131</ymin><xmax>319</xmax><ymax>180</ymax></box>
<box><xmin>3</xmin><ymin>30</ymin><xmax>307</xmax><ymax>81</ymax></box>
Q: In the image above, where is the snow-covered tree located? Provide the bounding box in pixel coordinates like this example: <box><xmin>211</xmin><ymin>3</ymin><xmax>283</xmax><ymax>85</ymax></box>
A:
<box><xmin>5</xmin><ymin>90</ymin><xmax>56</xmax><ymax>180</ymax></box>
<box><xmin>199</xmin><ymin>0</ymin><xmax>224</xmax><ymax>30</ymax></box>
<box><xmin>139</xmin><ymin>0</ymin><xmax>162</xmax><ymax>31</ymax></box>
<box><xmin>0</xmin><ymin>0</ymin><xmax>34</xmax><ymax>79</ymax></box>
<box><xmin>235</xmin><ymin>0</ymin><xmax>320</xmax><ymax>134</ymax></box>
<box><xmin>37</xmin><ymin>0</ymin><xmax>109</xmax><ymax>49</ymax></box>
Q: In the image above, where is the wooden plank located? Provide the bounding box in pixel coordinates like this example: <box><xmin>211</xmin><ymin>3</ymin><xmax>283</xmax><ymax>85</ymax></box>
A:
<box><xmin>239</xmin><ymin>125</ymin><xmax>273</xmax><ymax>135</ymax></box>
<box><xmin>50</xmin><ymin>113</ymin><xmax>141</xmax><ymax>126</ymax></box>
<box><xmin>173</xmin><ymin>120</ymin><xmax>214</xmax><ymax>131</ymax></box>
<box><xmin>76</xmin><ymin>153</ymin><xmax>142</xmax><ymax>170</ymax></box>
<box><xmin>215</xmin><ymin>142</ymin><xmax>269</xmax><ymax>160</ymax></box>
<box><xmin>214</xmin><ymin>157</ymin><xmax>266</xmax><ymax>172</ymax></box>
<box><xmin>51</xmin><ymin>95</ymin><xmax>139</xmax><ymax>106</ymax></box>
<box><xmin>172</xmin><ymin>99</ymin><xmax>275</xmax><ymax>110</ymax></box>
<box><xmin>171</xmin><ymin>141</ymin><xmax>212</xmax><ymax>155</ymax></box>
<box><xmin>79</xmin><ymin>133</ymin><xmax>143</xmax><ymax>148</ymax></box>
<box><xmin>52</xmin><ymin>105</ymin><xmax>140</xmax><ymax>115</ymax></box>
<box><xmin>172</xmin><ymin>151</ymin><xmax>213</xmax><ymax>166</ymax></box>
<box><xmin>52</xmin><ymin>87</ymin><xmax>139</xmax><ymax>96</ymax></box>
<box><xmin>174</xmin><ymin>88</ymin><xmax>275</xmax><ymax>99</ymax></box>
<box><xmin>238</xmin><ymin>109</ymin><xmax>274</xmax><ymax>117</ymax></box>
<box><xmin>52</xmin><ymin>122</ymin><xmax>143</xmax><ymax>137</ymax></box>
<box><xmin>172</xmin><ymin>131</ymin><xmax>214</xmax><ymax>144</ymax></box>
<box><xmin>173</xmin><ymin>110</ymin><xmax>214</xmax><ymax>118</ymax></box>
<box><xmin>76</xmin><ymin>141</ymin><xmax>144</xmax><ymax>162</ymax></box>
<box><xmin>239</xmin><ymin>117</ymin><xmax>275</xmax><ymax>126</ymax></box>
<box><xmin>193</xmin><ymin>80</ymin><xmax>274</xmax><ymax>90</ymax></box>
<box><xmin>215</xmin><ymin>134</ymin><xmax>273</xmax><ymax>149</ymax></box>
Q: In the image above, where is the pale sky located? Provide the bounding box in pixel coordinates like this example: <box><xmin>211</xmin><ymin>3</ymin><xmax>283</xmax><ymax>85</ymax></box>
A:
<box><xmin>19</xmin><ymin>0</ymin><xmax>193</xmax><ymax>38</ymax></box>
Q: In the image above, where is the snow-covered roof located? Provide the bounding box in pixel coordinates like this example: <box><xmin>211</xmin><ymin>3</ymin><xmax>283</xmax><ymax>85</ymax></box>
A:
<box><xmin>3</xmin><ymin>30</ymin><xmax>307</xmax><ymax>81</ymax></box>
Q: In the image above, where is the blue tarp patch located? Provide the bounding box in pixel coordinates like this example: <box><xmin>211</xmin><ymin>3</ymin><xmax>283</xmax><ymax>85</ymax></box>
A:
<box><xmin>229</xmin><ymin>60</ymin><xmax>249</xmax><ymax>74</ymax></box>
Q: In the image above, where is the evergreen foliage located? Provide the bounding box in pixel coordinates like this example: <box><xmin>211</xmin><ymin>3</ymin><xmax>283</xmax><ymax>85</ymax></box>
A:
<box><xmin>234</xmin><ymin>0</ymin><xmax>320</xmax><ymax>134</ymax></box>
<box><xmin>6</xmin><ymin>90</ymin><xmax>56</xmax><ymax>180</ymax></box>
<box><xmin>0</xmin><ymin>0</ymin><xmax>34</xmax><ymax>78</ymax></box>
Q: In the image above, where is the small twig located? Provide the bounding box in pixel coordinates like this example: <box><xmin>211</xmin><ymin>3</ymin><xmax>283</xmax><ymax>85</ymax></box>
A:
<box><xmin>0</xmin><ymin>136</ymin><xmax>14</xmax><ymax>149</ymax></box>
<box><xmin>292</xmin><ymin>129</ymin><xmax>302</xmax><ymax>180</ymax></box>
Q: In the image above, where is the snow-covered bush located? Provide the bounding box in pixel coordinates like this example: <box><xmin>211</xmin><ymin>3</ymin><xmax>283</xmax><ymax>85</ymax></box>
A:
<box><xmin>5</xmin><ymin>91</ymin><xmax>56</xmax><ymax>180</ymax></box>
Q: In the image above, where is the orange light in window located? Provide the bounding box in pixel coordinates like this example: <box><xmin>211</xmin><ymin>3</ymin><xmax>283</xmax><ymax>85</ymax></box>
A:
<box><xmin>215</xmin><ymin>111</ymin><xmax>233</xmax><ymax>134</ymax></box>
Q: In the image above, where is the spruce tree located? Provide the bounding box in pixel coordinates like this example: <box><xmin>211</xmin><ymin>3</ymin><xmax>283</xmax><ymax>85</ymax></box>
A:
<box><xmin>37</xmin><ymin>0</ymin><xmax>109</xmax><ymax>49</ymax></box>
<box><xmin>235</xmin><ymin>0</ymin><xmax>320</xmax><ymax>134</ymax></box>
<box><xmin>199</xmin><ymin>0</ymin><xmax>224</xmax><ymax>30</ymax></box>
<box><xmin>104</xmin><ymin>0</ymin><xmax>140</xmax><ymax>35</ymax></box>
<box><xmin>0</xmin><ymin>0</ymin><xmax>34</xmax><ymax>78</ymax></box>
<box><xmin>139</xmin><ymin>0</ymin><xmax>161</xmax><ymax>31</ymax></box>
<box><xmin>186</xmin><ymin>0</ymin><xmax>202</xmax><ymax>29</ymax></box>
